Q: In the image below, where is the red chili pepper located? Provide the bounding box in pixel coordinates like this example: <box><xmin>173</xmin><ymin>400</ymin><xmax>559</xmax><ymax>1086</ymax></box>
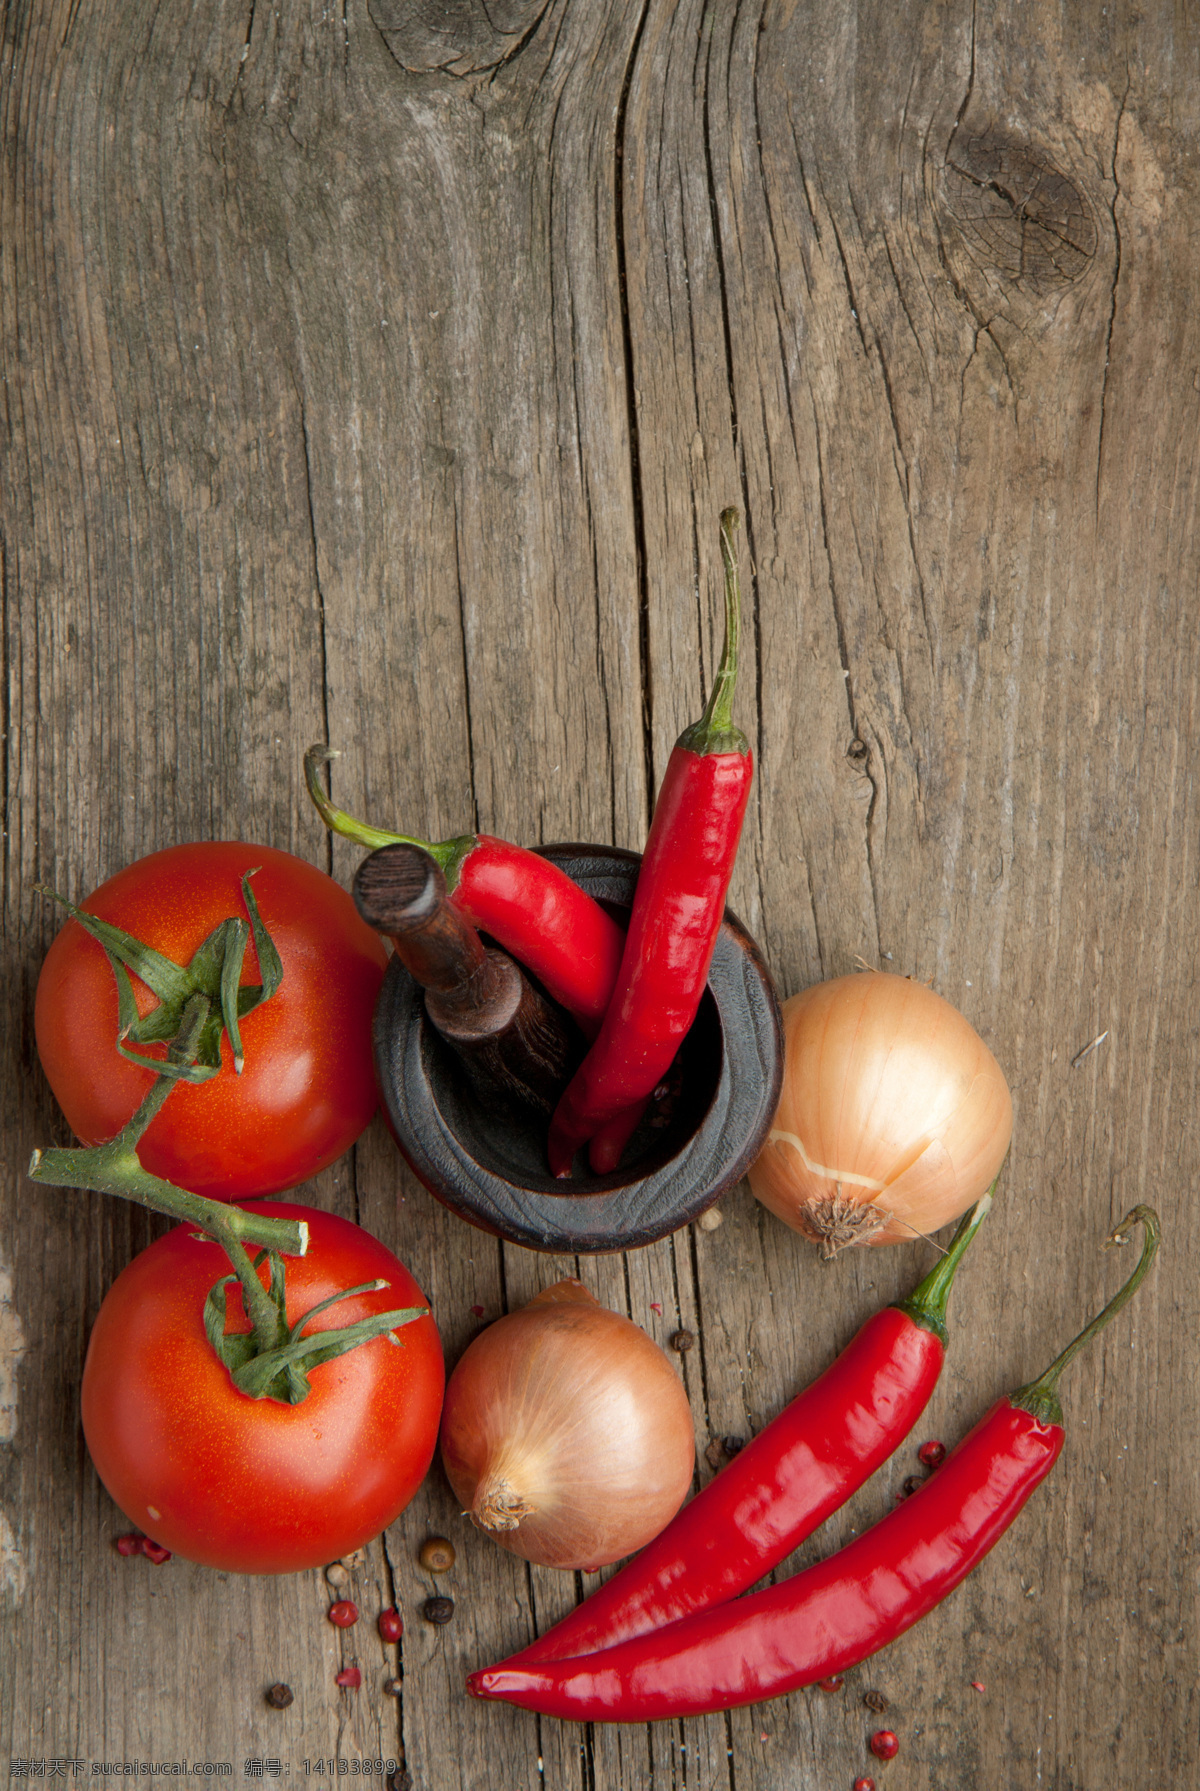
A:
<box><xmin>468</xmin><ymin>1206</ymin><xmax>1157</xmax><ymax>1722</ymax></box>
<box><xmin>548</xmin><ymin>510</ymin><xmax>753</xmax><ymax>1176</ymax></box>
<box><xmin>504</xmin><ymin>1194</ymin><xmax>992</xmax><ymax>1668</ymax></box>
<box><xmin>304</xmin><ymin>746</ymin><xmax>625</xmax><ymax>1038</ymax></box>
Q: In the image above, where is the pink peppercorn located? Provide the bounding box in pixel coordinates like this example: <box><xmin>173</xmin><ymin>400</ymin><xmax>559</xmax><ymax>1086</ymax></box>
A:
<box><xmin>870</xmin><ymin>1731</ymin><xmax>899</xmax><ymax>1761</ymax></box>
<box><xmin>328</xmin><ymin>1600</ymin><xmax>359</xmax><ymax>1628</ymax></box>
<box><xmin>918</xmin><ymin>1439</ymin><xmax>947</xmax><ymax>1469</ymax></box>
<box><xmin>115</xmin><ymin>1534</ymin><xmax>142</xmax><ymax>1557</ymax></box>
<box><xmin>853</xmin><ymin>1780</ymin><xmax>876</xmax><ymax>1791</ymax></box>
<box><xmin>378</xmin><ymin>1608</ymin><xmax>403</xmax><ymax>1643</ymax></box>
<box><xmin>141</xmin><ymin>1539</ymin><xmax>171</xmax><ymax>1564</ymax></box>
<box><xmin>334</xmin><ymin>1667</ymin><xmax>361</xmax><ymax>1689</ymax></box>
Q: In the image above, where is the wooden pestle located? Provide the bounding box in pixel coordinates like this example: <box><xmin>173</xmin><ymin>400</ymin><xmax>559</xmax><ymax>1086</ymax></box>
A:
<box><xmin>353</xmin><ymin>843</ymin><xmax>575</xmax><ymax>1121</ymax></box>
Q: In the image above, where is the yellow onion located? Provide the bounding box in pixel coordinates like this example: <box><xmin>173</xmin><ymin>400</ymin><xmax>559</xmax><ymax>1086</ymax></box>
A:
<box><xmin>748</xmin><ymin>970</ymin><xmax>1012</xmax><ymax>1256</ymax></box>
<box><xmin>439</xmin><ymin>1280</ymin><xmax>695</xmax><ymax>1571</ymax></box>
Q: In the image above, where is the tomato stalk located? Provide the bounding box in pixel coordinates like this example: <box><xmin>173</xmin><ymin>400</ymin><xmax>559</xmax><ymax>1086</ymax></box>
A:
<box><xmin>31</xmin><ymin>883</ymin><xmax>428</xmax><ymax>1405</ymax></box>
<box><xmin>29</xmin><ymin>991</ymin><xmax>309</xmax><ymax>1261</ymax></box>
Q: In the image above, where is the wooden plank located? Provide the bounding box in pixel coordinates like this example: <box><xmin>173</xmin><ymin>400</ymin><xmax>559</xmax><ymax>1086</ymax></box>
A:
<box><xmin>2</xmin><ymin>0</ymin><xmax>1197</xmax><ymax>1786</ymax></box>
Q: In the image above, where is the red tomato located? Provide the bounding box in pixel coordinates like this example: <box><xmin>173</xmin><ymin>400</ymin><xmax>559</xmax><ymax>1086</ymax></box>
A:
<box><xmin>34</xmin><ymin>842</ymin><xmax>387</xmax><ymax>1199</ymax></box>
<box><xmin>81</xmin><ymin>1204</ymin><xmax>444</xmax><ymax>1573</ymax></box>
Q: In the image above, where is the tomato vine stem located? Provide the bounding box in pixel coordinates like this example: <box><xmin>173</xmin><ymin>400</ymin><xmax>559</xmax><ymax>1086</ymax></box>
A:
<box><xmin>28</xmin><ymin>988</ymin><xmax>309</xmax><ymax>1264</ymax></box>
<box><xmin>31</xmin><ymin>869</ymin><xmax>428</xmax><ymax>1403</ymax></box>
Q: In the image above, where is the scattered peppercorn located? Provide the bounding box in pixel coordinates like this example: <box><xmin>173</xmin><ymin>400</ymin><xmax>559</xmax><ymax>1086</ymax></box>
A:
<box><xmin>325</xmin><ymin>1563</ymin><xmax>350</xmax><ymax>1588</ymax></box>
<box><xmin>141</xmin><ymin>1539</ymin><xmax>171</xmax><ymax>1564</ymax></box>
<box><xmin>970</xmin><ymin>1680</ymin><xmax>986</xmax><ymax>1692</ymax></box>
<box><xmin>817</xmin><ymin>1675</ymin><xmax>844</xmax><ymax>1693</ymax></box>
<box><xmin>869</xmin><ymin>1731</ymin><xmax>899</xmax><ymax>1761</ymax></box>
<box><xmin>918</xmin><ymin>1439</ymin><xmax>947</xmax><ymax>1469</ymax></box>
<box><xmin>863</xmin><ymin>1689</ymin><xmax>890</xmax><ymax>1713</ymax></box>
<box><xmin>853</xmin><ymin>1779</ymin><xmax>876</xmax><ymax>1791</ymax></box>
<box><xmin>722</xmin><ymin>1435</ymin><xmax>747</xmax><ymax>1458</ymax></box>
<box><xmin>334</xmin><ymin>1667</ymin><xmax>361</xmax><ymax>1690</ymax></box>
<box><xmin>670</xmin><ymin>1329</ymin><xmax>695</xmax><ymax>1353</ymax></box>
<box><xmin>383</xmin><ymin>1677</ymin><xmax>403</xmax><ymax>1697</ymax></box>
<box><xmin>697</xmin><ymin>1207</ymin><xmax>723</xmax><ymax>1231</ymax></box>
<box><xmin>418</xmin><ymin>1536</ymin><xmax>456</xmax><ymax>1574</ymax></box>
<box><xmin>423</xmin><ymin>1595</ymin><xmax>454</xmax><ymax>1625</ymax></box>
<box><xmin>328</xmin><ymin>1600</ymin><xmax>359</xmax><ymax>1628</ymax></box>
<box><xmin>897</xmin><ymin>1474</ymin><xmax>926</xmax><ymax>1501</ymax></box>
<box><xmin>264</xmin><ymin>1684</ymin><xmax>294</xmax><ymax>1710</ymax></box>
<box><xmin>114</xmin><ymin>1534</ymin><xmax>142</xmax><ymax>1557</ymax></box>
<box><xmin>378</xmin><ymin>1607</ymin><xmax>404</xmax><ymax>1643</ymax></box>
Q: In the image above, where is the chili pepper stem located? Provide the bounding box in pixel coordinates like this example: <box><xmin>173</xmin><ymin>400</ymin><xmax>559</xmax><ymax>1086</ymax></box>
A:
<box><xmin>893</xmin><ymin>1182</ymin><xmax>997</xmax><ymax>1345</ymax></box>
<box><xmin>304</xmin><ymin>745</ymin><xmax>475</xmax><ymax>883</ymax></box>
<box><xmin>1011</xmin><ymin>1205</ymin><xmax>1160</xmax><ymax>1426</ymax></box>
<box><xmin>676</xmin><ymin>510</ymin><xmax>749</xmax><ymax>758</ymax></box>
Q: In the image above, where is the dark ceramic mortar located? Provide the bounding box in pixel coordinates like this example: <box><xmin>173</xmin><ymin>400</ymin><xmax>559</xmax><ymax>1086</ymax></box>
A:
<box><xmin>373</xmin><ymin>844</ymin><xmax>783</xmax><ymax>1253</ymax></box>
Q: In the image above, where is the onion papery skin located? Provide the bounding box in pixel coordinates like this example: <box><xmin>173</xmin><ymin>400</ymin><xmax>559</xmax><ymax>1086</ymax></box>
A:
<box><xmin>748</xmin><ymin>971</ymin><xmax>1012</xmax><ymax>1254</ymax></box>
<box><xmin>439</xmin><ymin>1288</ymin><xmax>695</xmax><ymax>1571</ymax></box>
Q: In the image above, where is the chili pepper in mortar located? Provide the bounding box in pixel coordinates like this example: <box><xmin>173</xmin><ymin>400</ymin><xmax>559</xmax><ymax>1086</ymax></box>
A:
<box><xmin>493</xmin><ymin>1190</ymin><xmax>992</xmax><ymax>1667</ymax></box>
<box><xmin>304</xmin><ymin>745</ymin><xmax>626</xmax><ymax>1038</ymax></box>
<box><xmin>548</xmin><ymin>509</ymin><xmax>753</xmax><ymax>1176</ymax></box>
<box><xmin>468</xmin><ymin>1206</ymin><xmax>1158</xmax><ymax>1723</ymax></box>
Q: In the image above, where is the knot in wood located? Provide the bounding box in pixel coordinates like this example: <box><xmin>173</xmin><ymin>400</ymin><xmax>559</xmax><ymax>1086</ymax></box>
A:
<box><xmin>943</xmin><ymin>127</ymin><xmax>1097</xmax><ymax>291</ymax></box>
<box><xmin>369</xmin><ymin>0</ymin><xmax>549</xmax><ymax>75</ymax></box>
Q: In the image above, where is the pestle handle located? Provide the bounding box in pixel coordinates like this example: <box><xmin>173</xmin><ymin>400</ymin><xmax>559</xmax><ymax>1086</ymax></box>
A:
<box><xmin>353</xmin><ymin>843</ymin><xmax>491</xmax><ymax>998</ymax></box>
<box><xmin>353</xmin><ymin>844</ymin><xmax>575</xmax><ymax>1119</ymax></box>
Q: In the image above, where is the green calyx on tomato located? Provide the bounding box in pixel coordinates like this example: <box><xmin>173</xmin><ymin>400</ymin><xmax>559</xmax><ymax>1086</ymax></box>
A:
<box><xmin>203</xmin><ymin>1249</ymin><xmax>427</xmax><ymax>1405</ymax></box>
<box><xmin>36</xmin><ymin>869</ymin><xmax>282</xmax><ymax>1083</ymax></box>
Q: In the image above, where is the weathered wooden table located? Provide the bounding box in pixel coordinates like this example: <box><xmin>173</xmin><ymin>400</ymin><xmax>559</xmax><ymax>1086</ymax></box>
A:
<box><xmin>3</xmin><ymin>2</ymin><xmax>1195</xmax><ymax>1786</ymax></box>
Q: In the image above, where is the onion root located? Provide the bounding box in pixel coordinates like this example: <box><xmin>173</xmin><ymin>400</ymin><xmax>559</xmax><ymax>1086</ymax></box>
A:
<box><xmin>473</xmin><ymin>1478</ymin><xmax>536</xmax><ymax>1533</ymax></box>
<box><xmin>796</xmin><ymin>1190</ymin><xmax>894</xmax><ymax>1258</ymax></box>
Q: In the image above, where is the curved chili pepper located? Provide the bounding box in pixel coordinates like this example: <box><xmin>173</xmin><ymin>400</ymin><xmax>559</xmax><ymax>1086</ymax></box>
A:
<box><xmin>549</xmin><ymin>510</ymin><xmax>753</xmax><ymax>1176</ymax></box>
<box><xmin>304</xmin><ymin>746</ymin><xmax>625</xmax><ymax>1038</ymax></box>
<box><xmin>469</xmin><ymin>1206</ymin><xmax>1158</xmax><ymax>1722</ymax></box>
<box><xmin>506</xmin><ymin>1191</ymin><xmax>993</xmax><ymax>1667</ymax></box>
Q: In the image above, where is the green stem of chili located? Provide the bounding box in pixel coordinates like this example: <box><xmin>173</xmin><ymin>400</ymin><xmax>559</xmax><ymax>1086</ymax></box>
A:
<box><xmin>676</xmin><ymin>509</ymin><xmax>749</xmax><ymax>758</ymax></box>
<box><xmin>892</xmin><ymin>1180</ymin><xmax>999</xmax><ymax>1346</ymax></box>
<box><xmin>303</xmin><ymin>744</ymin><xmax>474</xmax><ymax>879</ymax></box>
<box><xmin>1011</xmin><ymin>1204</ymin><xmax>1159</xmax><ymax>1426</ymax></box>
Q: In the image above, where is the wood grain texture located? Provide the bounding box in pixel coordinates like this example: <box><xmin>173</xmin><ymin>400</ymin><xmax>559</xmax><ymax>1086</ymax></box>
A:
<box><xmin>2</xmin><ymin>0</ymin><xmax>1196</xmax><ymax>1786</ymax></box>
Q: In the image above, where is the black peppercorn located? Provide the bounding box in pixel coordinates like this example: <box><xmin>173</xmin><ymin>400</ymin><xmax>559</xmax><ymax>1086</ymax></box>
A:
<box><xmin>264</xmin><ymin>1683</ymin><xmax>294</xmax><ymax>1710</ymax></box>
<box><xmin>423</xmin><ymin>1595</ymin><xmax>455</xmax><ymax>1625</ymax></box>
<box><xmin>863</xmin><ymin>1689</ymin><xmax>890</xmax><ymax>1713</ymax></box>
<box><xmin>670</xmin><ymin>1329</ymin><xmax>695</xmax><ymax>1353</ymax></box>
